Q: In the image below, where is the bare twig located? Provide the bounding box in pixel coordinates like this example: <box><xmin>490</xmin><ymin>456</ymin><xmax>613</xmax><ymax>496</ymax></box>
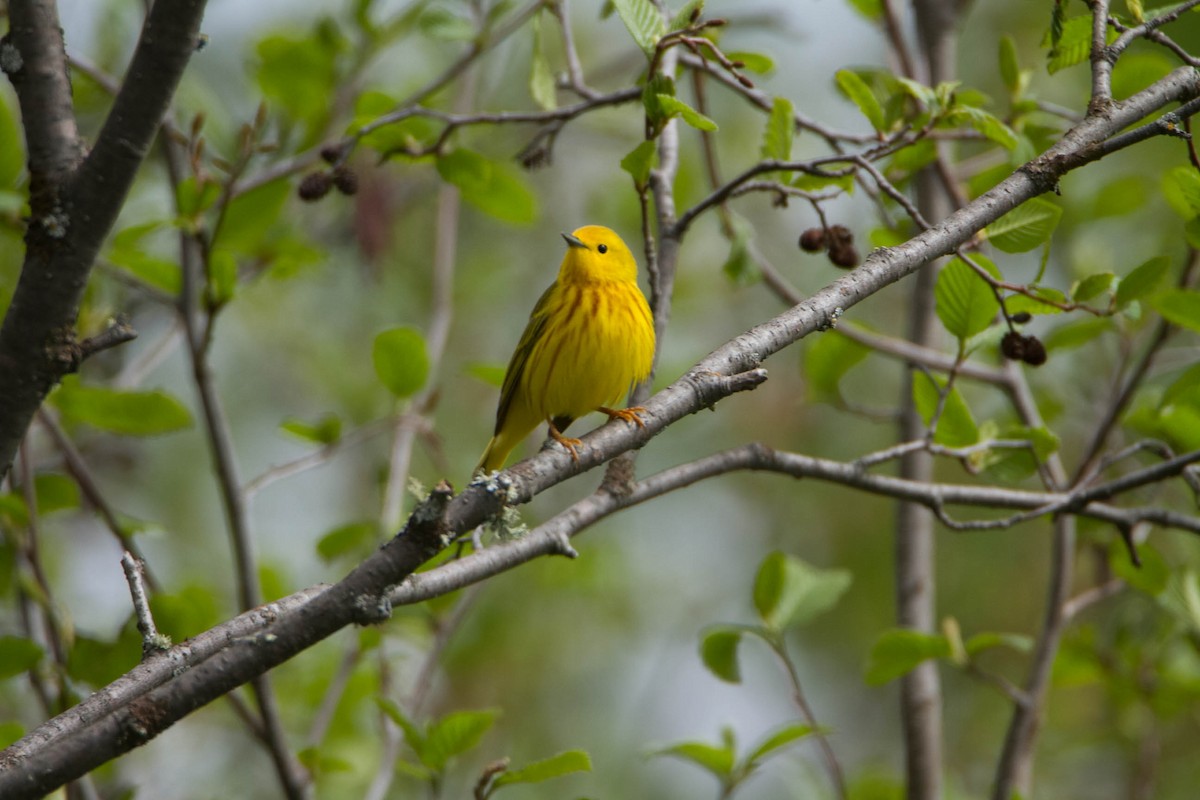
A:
<box><xmin>120</xmin><ymin>553</ymin><xmax>168</xmax><ymax>658</ymax></box>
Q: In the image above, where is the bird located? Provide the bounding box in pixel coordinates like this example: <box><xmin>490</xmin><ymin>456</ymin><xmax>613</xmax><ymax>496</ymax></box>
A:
<box><xmin>476</xmin><ymin>225</ymin><xmax>656</xmax><ymax>473</ymax></box>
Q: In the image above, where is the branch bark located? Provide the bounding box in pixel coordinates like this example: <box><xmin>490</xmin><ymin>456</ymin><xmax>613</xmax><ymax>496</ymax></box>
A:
<box><xmin>0</xmin><ymin>0</ymin><xmax>209</xmax><ymax>479</ymax></box>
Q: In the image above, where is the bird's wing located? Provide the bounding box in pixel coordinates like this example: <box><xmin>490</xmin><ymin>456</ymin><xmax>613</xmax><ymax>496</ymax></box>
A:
<box><xmin>493</xmin><ymin>281</ymin><xmax>558</xmax><ymax>436</ymax></box>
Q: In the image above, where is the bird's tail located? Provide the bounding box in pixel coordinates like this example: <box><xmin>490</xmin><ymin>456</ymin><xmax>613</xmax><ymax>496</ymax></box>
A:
<box><xmin>475</xmin><ymin>436</ymin><xmax>511</xmax><ymax>475</ymax></box>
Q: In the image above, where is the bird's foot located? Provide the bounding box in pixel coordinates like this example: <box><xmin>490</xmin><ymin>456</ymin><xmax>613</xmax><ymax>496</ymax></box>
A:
<box><xmin>548</xmin><ymin>423</ymin><xmax>582</xmax><ymax>461</ymax></box>
<box><xmin>599</xmin><ymin>405</ymin><xmax>647</xmax><ymax>428</ymax></box>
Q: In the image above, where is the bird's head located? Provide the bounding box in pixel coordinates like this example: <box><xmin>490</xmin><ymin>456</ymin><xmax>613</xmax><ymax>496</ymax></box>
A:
<box><xmin>558</xmin><ymin>225</ymin><xmax>639</xmax><ymax>284</ymax></box>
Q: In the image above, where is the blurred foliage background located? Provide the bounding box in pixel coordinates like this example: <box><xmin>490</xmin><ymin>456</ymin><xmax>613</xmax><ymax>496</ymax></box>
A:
<box><xmin>2</xmin><ymin>0</ymin><xmax>1200</xmax><ymax>798</ymax></box>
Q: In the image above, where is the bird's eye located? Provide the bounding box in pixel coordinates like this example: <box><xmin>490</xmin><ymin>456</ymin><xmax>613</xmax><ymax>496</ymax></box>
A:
<box><xmin>597</xmin><ymin>244</ymin><xmax>608</xmax><ymax>254</ymax></box>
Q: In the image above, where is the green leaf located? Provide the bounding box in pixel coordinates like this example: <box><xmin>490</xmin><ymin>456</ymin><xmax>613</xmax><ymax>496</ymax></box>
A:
<box><xmin>1163</xmin><ymin>362</ymin><xmax>1200</xmax><ymax>408</ymax></box>
<box><xmin>52</xmin><ymin>377</ymin><xmax>193</xmax><ymax>436</ymax></box>
<box><xmin>753</xmin><ymin>552</ymin><xmax>852</xmax><ymax>632</ymax></box>
<box><xmin>1044</xmin><ymin>317</ymin><xmax>1113</xmax><ymax>350</ymax></box>
<box><xmin>726</xmin><ymin>51</ymin><xmax>774</xmax><ymax>74</ymax></box>
<box><xmin>611</xmin><ymin>0</ymin><xmax>665</xmax><ymax>56</ymax></box>
<box><xmin>1149</xmin><ymin>289</ymin><xmax>1200</xmax><ymax>333</ymax></box>
<box><xmin>1110</xmin><ymin>539</ymin><xmax>1170</xmax><ymax>596</ymax></box>
<box><xmin>216</xmin><ymin>179</ymin><xmax>291</xmax><ymax>254</ymax></box>
<box><xmin>436</xmin><ymin>149</ymin><xmax>538</xmax><ymax>224</ymax></box>
<box><xmin>655</xmin><ymin>94</ymin><xmax>718</xmax><ymax>131</ymax></box>
<box><xmin>1045</xmin><ymin>15</ymin><xmax>1108</xmax><ymax>74</ymax></box>
<box><xmin>372</xmin><ymin>326</ymin><xmax>430</xmax><ymax>397</ymax></box>
<box><xmin>316</xmin><ymin>521</ymin><xmax>379</xmax><ymax>563</ymax></box>
<box><xmin>1127</xmin><ymin>0</ymin><xmax>1144</xmax><ymax>23</ymax></box>
<box><xmin>912</xmin><ymin>373</ymin><xmax>979</xmax><ymax>447</ymax></box>
<box><xmin>106</xmin><ymin>225</ymin><xmax>182</xmax><ymax>296</ymax></box>
<box><xmin>699</xmin><ymin>626</ymin><xmax>745</xmax><ymax>684</ymax></box>
<box><xmin>256</xmin><ymin>31</ymin><xmax>343</xmax><ymax>129</ymax></box>
<box><xmin>465</xmin><ymin>362</ymin><xmax>506</xmax><ymax>387</ymax></box>
<box><xmin>620</xmin><ymin>140</ymin><xmax>658</xmax><ymax>189</ymax></box>
<box><xmin>1005</xmin><ymin>287</ymin><xmax>1067</xmax><ymax>316</ymax></box>
<box><xmin>845</xmin><ymin>0</ymin><xmax>883</xmax><ymax>21</ymax></box>
<box><xmin>34</xmin><ymin>474</ymin><xmax>80</xmax><ymax>515</ymax></box>
<box><xmin>944</xmin><ymin>106</ymin><xmax>1018</xmax><ymax>150</ymax></box>
<box><xmin>208</xmin><ymin>250</ymin><xmax>238</xmax><ymax>306</ymax></box>
<box><xmin>1160</xmin><ymin>570</ymin><xmax>1200</xmax><ymax>632</ymax></box>
<box><xmin>1163</xmin><ymin>166</ymin><xmax>1200</xmax><ymax>219</ymax></box>
<box><xmin>0</xmin><ymin>636</ymin><xmax>43</xmax><ymax>680</ymax></box>
<box><xmin>760</xmin><ymin>97</ymin><xmax>795</xmax><ymax>162</ymax></box>
<box><xmin>424</xmin><ymin>709</ymin><xmax>500</xmax><ymax>771</ymax></box>
<box><xmin>67</xmin><ymin>627</ymin><xmax>141</xmax><ymax>688</ymax></box>
<box><xmin>935</xmin><ymin>257</ymin><xmax>1000</xmax><ymax>340</ymax></box>
<box><xmin>999</xmin><ymin>35</ymin><xmax>1020</xmax><ymax>92</ymax></box>
<box><xmin>744</xmin><ymin>723</ymin><xmax>815</xmax><ymax>766</ymax></box>
<box><xmin>150</xmin><ymin>584</ymin><xmax>220</xmax><ymax>641</ymax></box>
<box><xmin>1071</xmin><ymin>272</ymin><xmax>1114</xmax><ymax>302</ymax></box>
<box><xmin>805</xmin><ymin>331</ymin><xmax>870</xmax><ymax>401</ymax></box>
<box><xmin>280</xmin><ymin>413</ymin><xmax>343</xmax><ymax>445</ymax></box>
<box><xmin>175</xmin><ymin>176</ymin><xmax>221</xmax><ymax>219</ymax></box>
<box><xmin>418</xmin><ymin>6</ymin><xmax>476</xmax><ymax>41</ymax></box>
<box><xmin>668</xmin><ymin>0</ymin><xmax>704</xmax><ymax>32</ymax></box>
<box><xmin>653</xmin><ymin>740</ymin><xmax>735</xmax><ymax>779</ymax></box>
<box><xmin>1116</xmin><ymin>256</ymin><xmax>1170</xmax><ymax>308</ymax></box>
<box><xmin>529</xmin><ymin>12</ymin><xmax>557</xmax><ymax>111</ymax></box>
<box><xmin>964</xmin><ymin>631</ymin><xmax>1033</xmax><ymax>656</ymax></box>
<box><xmin>493</xmin><ymin>750</ymin><xmax>592</xmax><ymax>788</ymax></box>
<box><xmin>865</xmin><ymin>629</ymin><xmax>951</xmax><ymax>686</ymax></box>
<box><xmin>986</xmin><ymin>197</ymin><xmax>1062</xmax><ymax>253</ymax></box>
<box><xmin>835</xmin><ymin>69</ymin><xmax>886</xmax><ymax>133</ymax></box>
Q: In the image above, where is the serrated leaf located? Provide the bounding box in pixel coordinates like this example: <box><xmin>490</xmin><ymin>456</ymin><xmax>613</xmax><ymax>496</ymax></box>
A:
<box><xmin>726</xmin><ymin>51</ymin><xmax>774</xmax><ymax>74</ymax></box>
<box><xmin>999</xmin><ymin>36</ymin><xmax>1020</xmax><ymax>92</ymax></box>
<box><xmin>986</xmin><ymin>197</ymin><xmax>1062</xmax><ymax>253</ymax></box>
<box><xmin>1071</xmin><ymin>272</ymin><xmax>1114</xmax><ymax>302</ymax></box>
<box><xmin>653</xmin><ymin>741</ymin><xmax>735</xmax><ymax>779</ymax></box>
<box><xmin>935</xmin><ymin>257</ymin><xmax>1000</xmax><ymax>340</ymax></box>
<box><xmin>493</xmin><ymin>750</ymin><xmax>592</xmax><ymax>788</ymax></box>
<box><xmin>529</xmin><ymin>12</ymin><xmax>557</xmax><ymax>111</ymax></box>
<box><xmin>372</xmin><ymin>326</ymin><xmax>430</xmax><ymax>398</ymax></box>
<box><xmin>316</xmin><ymin>521</ymin><xmax>378</xmax><ymax>563</ymax></box>
<box><xmin>620</xmin><ymin>140</ymin><xmax>658</xmax><ymax>188</ymax></box>
<box><xmin>912</xmin><ymin>373</ymin><xmax>979</xmax><ymax>447</ymax></box>
<box><xmin>424</xmin><ymin>709</ymin><xmax>500</xmax><ymax>770</ymax></box>
<box><xmin>753</xmin><ymin>552</ymin><xmax>852</xmax><ymax>632</ymax></box>
<box><xmin>611</xmin><ymin>0</ymin><xmax>664</xmax><ymax>56</ymax></box>
<box><xmin>0</xmin><ymin>636</ymin><xmax>43</xmax><ymax>680</ymax></box>
<box><xmin>865</xmin><ymin>629</ymin><xmax>951</xmax><ymax>686</ymax></box>
<box><xmin>945</xmin><ymin>106</ymin><xmax>1018</xmax><ymax>150</ymax></box>
<box><xmin>655</xmin><ymin>94</ymin><xmax>718</xmax><ymax>131</ymax></box>
<box><xmin>964</xmin><ymin>631</ymin><xmax>1033</xmax><ymax>656</ymax></box>
<box><xmin>1045</xmin><ymin>15</ymin><xmax>1107</xmax><ymax>74</ymax></box>
<box><xmin>280</xmin><ymin>413</ymin><xmax>342</xmax><ymax>445</ymax></box>
<box><xmin>835</xmin><ymin>69</ymin><xmax>886</xmax><ymax>133</ymax></box>
<box><xmin>805</xmin><ymin>331</ymin><xmax>869</xmax><ymax>401</ymax></box>
<box><xmin>52</xmin><ymin>377</ymin><xmax>192</xmax><ymax>436</ymax></box>
<box><xmin>744</xmin><ymin>723</ymin><xmax>815</xmax><ymax>766</ymax></box>
<box><xmin>761</xmin><ymin>97</ymin><xmax>795</xmax><ymax>161</ymax></box>
<box><xmin>1116</xmin><ymin>256</ymin><xmax>1170</xmax><ymax>308</ymax></box>
<box><xmin>699</xmin><ymin>626</ymin><xmax>744</xmax><ymax>684</ymax></box>
<box><xmin>1149</xmin><ymin>289</ymin><xmax>1200</xmax><ymax>333</ymax></box>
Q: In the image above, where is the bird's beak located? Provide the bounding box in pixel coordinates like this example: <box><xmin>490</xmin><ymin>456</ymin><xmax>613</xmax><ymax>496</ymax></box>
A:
<box><xmin>560</xmin><ymin>232</ymin><xmax>587</xmax><ymax>249</ymax></box>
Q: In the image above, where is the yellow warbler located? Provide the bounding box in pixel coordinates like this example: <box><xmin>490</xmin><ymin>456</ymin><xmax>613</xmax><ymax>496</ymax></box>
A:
<box><xmin>476</xmin><ymin>225</ymin><xmax>656</xmax><ymax>473</ymax></box>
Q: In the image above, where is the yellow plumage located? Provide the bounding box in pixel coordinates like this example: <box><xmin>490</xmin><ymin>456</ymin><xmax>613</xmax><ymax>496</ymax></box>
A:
<box><xmin>477</xmin><ymin>225</ymin><xmax>656</xmax><ymax>473</ymax></box>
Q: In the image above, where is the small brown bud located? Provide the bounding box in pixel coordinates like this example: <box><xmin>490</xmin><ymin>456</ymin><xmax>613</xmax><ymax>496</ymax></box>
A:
<box><xmin>1022</xmin><ymin>336</ymin><xmax>1047</xmax><ymax>366</ymax></box>
<box><xmin>828</xmin><ymin>244</ymin><xmax>859</xmax><ymax>269</ymax></box>
<box><xmin>332</xmin><ymin>165</ymin><xmax>359</xmax><ymax>196</ymax></box>
<box><xmin>320</xmin><ymin>143</ymin><xmax>342</xmax><ymax>164</ymax></box>
<box><xmin>731</xmin><ymin>60</ymin><xmax>745</xmax><ymax>69</ymax></box>
<box><xmin>827</xmin><ymin>224</ymin><xmax>853</xmax><ymax>248</ymax></box>
<box><xmin>1010</xmin><ymin>311</ymin><xmax>1032</xmax><ymax>325</ymax></box>
<box><xmin>799</xmin><ymin>228</ymin><xmax>826</xmax><ymax>252</ymax></box>
<box><xmin>298</xmin><ymin>171</ymin><xmax>333</xmax><ymax>201</ymax></box>
<box><xmin>1000</xmin><ymin>331</ymin><xmax>1026</xmax><ymax>360</ymax></box>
